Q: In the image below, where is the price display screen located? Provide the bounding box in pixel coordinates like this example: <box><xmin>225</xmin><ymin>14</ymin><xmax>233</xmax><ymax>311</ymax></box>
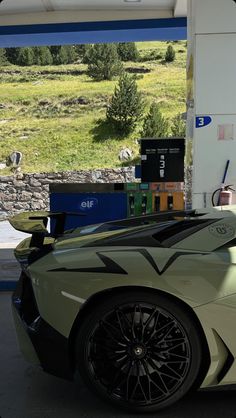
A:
<box><xmin>141</xmin><ymin>138</ymin><xmax>185</xmax><ymax>182</ymax></box>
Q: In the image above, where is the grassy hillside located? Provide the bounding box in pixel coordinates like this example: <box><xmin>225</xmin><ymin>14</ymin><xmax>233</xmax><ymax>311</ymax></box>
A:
<box><xmin>0</xmin><ymin>41</ymin><xmax>187</xmax><ymax>174</ymax></box>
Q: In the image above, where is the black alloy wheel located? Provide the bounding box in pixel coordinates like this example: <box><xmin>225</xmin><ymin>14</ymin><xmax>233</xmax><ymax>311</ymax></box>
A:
<box><xmin>76</xmin><ymin>290</ymin><xmax>203</xmax><ymax>412</ymax></box>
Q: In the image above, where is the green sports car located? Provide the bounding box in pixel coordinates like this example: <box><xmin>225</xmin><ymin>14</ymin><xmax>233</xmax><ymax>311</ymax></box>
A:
<box><xmin>10</xmin><ymin>207</ymin><xmax>236</xmax><ymax>412</ymax></box>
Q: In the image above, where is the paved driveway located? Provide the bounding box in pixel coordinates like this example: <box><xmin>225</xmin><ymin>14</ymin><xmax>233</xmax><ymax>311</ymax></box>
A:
<box><xmin>1</xmin><ymin>293</ymin><xmax>236</xmax><ymax>418</ymax></box>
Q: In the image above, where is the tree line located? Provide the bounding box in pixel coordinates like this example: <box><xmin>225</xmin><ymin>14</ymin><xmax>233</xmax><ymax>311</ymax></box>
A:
<box><xmin>0</xmin><ymin>42</ymin><xmax>176</xmax><ymax>68</ymax></box>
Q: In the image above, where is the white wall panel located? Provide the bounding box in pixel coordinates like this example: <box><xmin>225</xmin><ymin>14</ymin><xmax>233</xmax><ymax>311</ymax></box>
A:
<box><xmin>193</xmin><ymin>115</ymin><xmax>236</xmax><ymax>207</ymax></box>
<box><xmin>194</xmin><ymin>0</ymin><xmax>236</xmax><ymax>34</ymax></box>
<box><xmin>196</xmin><ymin>34</ymin><xmax>236</xmax><ymax>115</ymax></box>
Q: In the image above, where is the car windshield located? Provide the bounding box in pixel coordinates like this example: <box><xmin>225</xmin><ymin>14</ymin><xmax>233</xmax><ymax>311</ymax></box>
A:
<box><xmin>69</xmin><ymin>222</ymin><xmax>130</xmax><ymax>236</ymax></box>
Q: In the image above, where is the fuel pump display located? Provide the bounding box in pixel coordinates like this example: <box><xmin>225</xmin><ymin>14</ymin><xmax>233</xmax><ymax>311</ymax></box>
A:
<box><xmin>141</xmin><ymin>138</ymin><xmax>185</xmax><ymax>183</ymax></box>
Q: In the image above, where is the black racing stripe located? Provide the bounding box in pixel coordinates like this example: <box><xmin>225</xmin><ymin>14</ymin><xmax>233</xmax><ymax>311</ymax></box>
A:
<box><xmin>48</xmin><ymin>249</ymin><xmax>205</xmax><ymax>276</ymax></box>
<box><xmin>48</xmin><ymin>252</ymin><xmax>128</xmax><ymax>275</ymax></box>
<box><xmin>100</xmin><ymin>248</ymin><xmax>206</xmax><ymax>276</ymax></box>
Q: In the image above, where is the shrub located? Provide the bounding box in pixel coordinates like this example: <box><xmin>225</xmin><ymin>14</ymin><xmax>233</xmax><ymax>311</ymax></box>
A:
<box><xmin>141</xmin><ymin>102</ymin><xmax>169</xmax><ymax>138</ymax></box>
<box><xmin>117</xmin><ymin>42</ymin><xmax>139</xmax><ymax>62</ymax></box>
<box><xmin>171</xmin><ymin>114</ymin><xmax>186</xmax><ymax>137</ymax></box>
<box><xmin>139</xmin><ymin>50</ymin><xmax>163</xmax><ymax>62</ymax></box>
<box><xmin>165</xmin><ymin>45</ymin><xmax>176</xmax><ymax>63</ymax></box>
<box><xmin>106</xmin><ymin>72</ymin><xmax>144</xmax><ymax>133</ymax></box>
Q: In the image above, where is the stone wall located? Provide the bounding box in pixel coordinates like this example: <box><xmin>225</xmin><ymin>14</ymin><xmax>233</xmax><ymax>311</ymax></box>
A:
<box><xmin>184</xmin><ymin>166</ymin><xmax>192</xmax><ymax>209</ymax></box>
<box><xmin>0</xmin><ymin>168</ymin><xmax>135</xmax><ymax>216</ymax></box>
<box><xmin>0</xmin><ymin>166</ymin><xmax>192</xmax><ymax>217</ymax></box>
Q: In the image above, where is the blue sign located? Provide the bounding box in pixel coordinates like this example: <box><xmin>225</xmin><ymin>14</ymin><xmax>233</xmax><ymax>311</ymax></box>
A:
<box><xmin>50</xmin><ymin>192</ymin><xmax>128</xmax><ymax>231</ymax></box>
<box><xmin>196</xmin><ymin>116</ymin><xmax>212</xmax><ymax>128</ymax></box>
<box><xmin>79</xmin><ymin>198</ymin><xmax>98</xmax><ymax>211</ymax></box>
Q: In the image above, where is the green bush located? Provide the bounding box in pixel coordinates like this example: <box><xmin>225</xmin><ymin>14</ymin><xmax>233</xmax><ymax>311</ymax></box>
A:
<box><xmin>86</xmin><ymin>44</ymin><xmax>123</xmax><ymax>81</ymax></box>
<box><xmin>117</xmin><ymin>43</ymin><xmax>139</xmax><ymax>62</ymax></box>
<box><xmin>165</xmin><ymin>45</ymin><xmax>176</xmax><ymax>63</ymax></box>
<box><xmin>139</xmin><ymin>50</ymin><xmax>163</xmax><ymax>62</ymax></box>
<box><xmin>141</xmin><ymin>102</ymin><xmax>169</xmax><ymax>138</ymax></box>
<box><xmin>106</xmin><ymin>72</ymin><xmax>144</xmax><ymax>133</ymax></box>
<box><xmin>171</xmin><ymin>114</ymin><xmax>186</xmax><ymax>137</ymax></box>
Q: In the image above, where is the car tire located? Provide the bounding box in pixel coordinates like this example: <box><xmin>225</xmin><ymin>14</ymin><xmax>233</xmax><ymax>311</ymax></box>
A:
<box><xmin>75</xmin><ymin>289</ymin><xmax>203</xmax><ymax>412</ymax></box>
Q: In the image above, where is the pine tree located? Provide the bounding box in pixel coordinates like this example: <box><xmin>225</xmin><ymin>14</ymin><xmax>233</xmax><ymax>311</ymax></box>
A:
<box><xmin>0</xmin><ymin>49</ymin><xmax>8</xmax><ymax>66</ymax></box>
<box><xmin>50</xmin><ymin>46</ymin><xmax>61</xmax><ymax>61</ymax></box>
<box><xmin>33</xmin><ymin>47</ymin><xmax>53</xmax><ymax>65</ymax></box>
<box><xmin>117</xmin><ymin>42</ymin><xmax>139</xmax><ymax>62</ymax></box>
<box><xmin>107</xmin><ymin>72</ymin><xmax>144</xmax><ymax>133</ymax></box>
<box><xmin>52</xmin><ymin>46</ymin><xmax>73</xmax><ymax>65</ymax></box>
<box><xmin>5</xmin><ymin>48</ymin><xmax>21</xmax><ymax>64</ymax></box>
<box><xmin>165</xmin><ymin>45</ymin><xmax>176</xmax><ymax>63</ymax></box>
<box><xmin>76</xmin><ymin>44</ymin><xmax>90</xmax><ymax>61</ymax></box>
<box><xmin>16</xmin><ymin>48</ymin><xmax>34</xmax><ymax>66</ymax></box>
<box><xmin>87</xmin><ymin>44</ymin><xmax>123</xmax><ymax>81</ymax></box>
<box><xmin>171</xmin><ymin>114</ymin><xmax>186</xmax><ymax>137</ymax></box>
<box><xmin>141</xmin><ymin>103</ymin><xmax>169</xmax><ymax>138</ymax></box>
<box><xmin>54</xmin><ymin>47</ymin><xmax>67</xmax><ymax>65</ymax></box>
<box><xmin>64</xmin><ymin>46</ymin><xmax>76</xmax><ymax>63</ymax></box>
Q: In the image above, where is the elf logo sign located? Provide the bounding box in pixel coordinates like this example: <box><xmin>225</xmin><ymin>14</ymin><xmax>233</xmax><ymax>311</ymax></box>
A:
<box><xmin>79</xmin><ymin>198</ymin><xmax>98</xmax><ymax>211</ymax></box>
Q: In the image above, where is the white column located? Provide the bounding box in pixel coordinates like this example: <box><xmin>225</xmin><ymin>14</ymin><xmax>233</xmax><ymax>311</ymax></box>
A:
<box><xmin>188</xmin><ymin>0</ymin><xmax>236</xmax><ymax>208</ymax></box>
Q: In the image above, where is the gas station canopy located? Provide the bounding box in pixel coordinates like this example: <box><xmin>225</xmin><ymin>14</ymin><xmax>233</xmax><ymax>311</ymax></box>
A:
<box><xmin>0</xmin><ymin>0</ymin><xmax>187</xmax><ymax>47</ymax></box>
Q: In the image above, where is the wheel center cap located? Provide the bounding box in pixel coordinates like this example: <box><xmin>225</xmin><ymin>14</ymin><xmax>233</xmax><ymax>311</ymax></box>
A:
<box><xmin>133</xmin><ymin>345</ymin><xmax>146</xmax><ymax>359</ymax></box>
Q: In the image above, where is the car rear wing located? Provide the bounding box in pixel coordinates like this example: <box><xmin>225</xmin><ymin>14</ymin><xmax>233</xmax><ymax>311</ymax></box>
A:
<box><xmin>9</xmin><ymin>211</ymin><xmax>86</xmax><ymax>247</ymax></box>
<box><xmin>9</xmin><ymin>209</ymin><xmax>205</xmax><ymax>248</ymax></box>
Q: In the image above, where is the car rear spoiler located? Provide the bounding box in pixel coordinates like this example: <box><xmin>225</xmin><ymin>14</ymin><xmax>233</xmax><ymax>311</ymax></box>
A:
<box><xmin>9</xmin><ymin>209</ymin><xmax>205</xmax><ymax>248</ymax></box>
<box><xmin>9</xmin><ymin>211</ymin><xmax>86</xmax><ymax>247</ymax></box>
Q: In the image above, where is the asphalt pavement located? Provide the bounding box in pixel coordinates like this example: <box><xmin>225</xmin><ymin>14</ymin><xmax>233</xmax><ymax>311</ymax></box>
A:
<box><xmin>0</xmin><ymin>221</ymin><xmax>30</xmax><ymax>285</ymax></box>
<box><xmin>1</xmin><ymin>292</ymin><xmax>236</xmax><ymax>418</ymax></box>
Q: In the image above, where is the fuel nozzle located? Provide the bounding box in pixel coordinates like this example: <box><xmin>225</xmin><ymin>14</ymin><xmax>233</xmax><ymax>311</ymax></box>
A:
<box><xmin>129</xmin><ymin>193</ymin><xmax>135</xmax><ymax>216</ymax></box>
<box><xmin>141</xmin><ymin>193</ymin><xmax>147</xmax><ymax>215</ymax></box>
<box><xmin>154</xmin><ymin>194</ymin><xmax>160</xmax><ymax>212</ymax></box>
<box><xmin>167</xmin><ymin>193</ymin><xmax>173</xmax><ymax>210</ymax></box>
